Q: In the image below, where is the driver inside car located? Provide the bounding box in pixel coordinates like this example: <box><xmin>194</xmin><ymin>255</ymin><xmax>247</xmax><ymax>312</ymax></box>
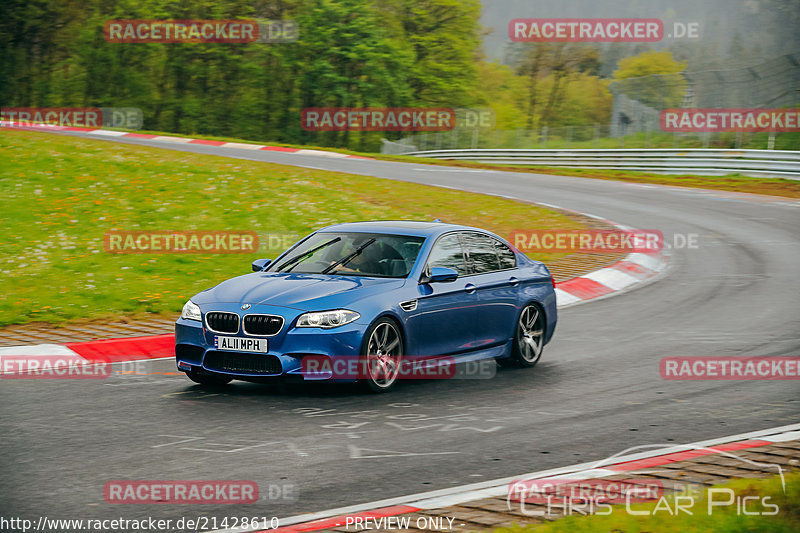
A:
<box><xmin>330</xmin><ymin>241</ymin><xmax>383</xmax><ymax>274</ymax></box>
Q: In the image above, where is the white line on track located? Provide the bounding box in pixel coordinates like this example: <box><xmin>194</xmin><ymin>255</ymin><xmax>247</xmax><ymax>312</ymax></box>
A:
<box><xmin>535</xmin><ymin>202</ymin><xmax>563</xmax><ymax>210</ymax></box>
<box><xmin>554</xmin><ymin>288</ymin><xmax>582</xmax><ymax>306</ymax></box>
<box><xmin>152</xmin><ymin>135</ymin><xmax>193</xmax><ymax>143</ymax></box>
<box><xmin>222</xmin><ymin>142</ymin><xmax>265</xmax><ymax>150</ymax></box>
<box><xmin>414</xmin><ymin>168</ymin><xmax>499</xmax><ymax>173</ymax></box>
<box><xmin>583</xmin><ymin>268</ymin><xmax>641</xmax><ymax>291</ymax></box>
<box><xmin>87</xmin><ymin>129</ymin><xmax>129</xmax><ymax>137</ymax></box>
<box><xmin>0</xmin><ymin>344</ymin><xmax>80</xmax><ymax>356</ymax></box>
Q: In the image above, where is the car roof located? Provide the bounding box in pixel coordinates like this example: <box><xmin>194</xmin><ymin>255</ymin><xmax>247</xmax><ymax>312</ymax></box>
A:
<box><xmin>317</xmin><ymin>220</ymin><xmax>491</xmax><ymax>238</ymax></box>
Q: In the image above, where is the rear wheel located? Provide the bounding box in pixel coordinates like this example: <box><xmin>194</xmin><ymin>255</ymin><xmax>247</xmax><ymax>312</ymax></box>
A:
<box><xmin>185</xmin><ymin>368</ymin><xmax>233</xmax><ymax>386</ymax></box>
<box><xmin>360</xmin><ymin>318</ymin><xmax>403</xmax><ymax>393</ymax></box>
<box><xmin>499</xmin><ymin>303</ymin><xmax>545</xmax><ymax>368</ymax></box>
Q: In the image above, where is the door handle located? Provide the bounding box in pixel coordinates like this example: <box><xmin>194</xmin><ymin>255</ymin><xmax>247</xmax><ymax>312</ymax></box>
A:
<box><xmin>464</xmin><ymin>283</ymin><xmax>477</xmax><ymax>294</ymax></box>
<box><xmin>509</xmin><ymin>277</ymin><xmax>520</xmax><ymax>286</ymax></box>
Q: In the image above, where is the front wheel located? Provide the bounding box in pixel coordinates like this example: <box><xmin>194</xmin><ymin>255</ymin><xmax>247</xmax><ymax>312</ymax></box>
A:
<box><xmin>185</xmin><ymin>368</ymin><xmax>233</xmax><ymax>386</ymax></box>
<box><xmin>360</xmin><ymin>318</ymin><xmax>404</xmax><ymax>393</ymax></box>
<box><xmin>499</xmin><ymin>303</ymin><xmax>545</xmax><ymax>368</ymax></box>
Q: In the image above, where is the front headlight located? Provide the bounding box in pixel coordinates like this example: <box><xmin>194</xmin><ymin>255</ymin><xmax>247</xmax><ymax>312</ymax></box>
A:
<box><xmin>181</xmin><ymin>300</ymin><xmax>202</xmax><ymax>321</ymax></box>
<box><xmin>296</xmin><ymin>309</ymin><xmax>360</xmax><ymax>329</ymax></box>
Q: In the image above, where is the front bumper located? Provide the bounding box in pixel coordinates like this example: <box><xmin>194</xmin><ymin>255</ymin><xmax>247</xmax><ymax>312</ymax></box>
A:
<box><xmin>174</xmin><ymin>308</ymin><xmax>368</xmax><ymax>381</ymax></box>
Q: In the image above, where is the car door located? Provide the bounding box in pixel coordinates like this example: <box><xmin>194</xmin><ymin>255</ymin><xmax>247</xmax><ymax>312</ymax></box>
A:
<box><xmin>405</xmin><ymin>232</ymin><xmax>478</xmax><ymax>356</ymax></box>
<box><xmin>462</xmin><ymin>232</ymin><xmax>520</xmax><ymax>349</ymax></box>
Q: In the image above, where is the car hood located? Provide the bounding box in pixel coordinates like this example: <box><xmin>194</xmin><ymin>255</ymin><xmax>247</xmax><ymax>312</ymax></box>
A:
<box><xmin>192</xmin><ymin>272</ymin><xmax>406</xmax><ymax>310</ymax></box>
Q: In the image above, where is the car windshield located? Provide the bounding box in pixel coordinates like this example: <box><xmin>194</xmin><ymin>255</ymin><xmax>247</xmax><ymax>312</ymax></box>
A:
<box><xmin>268</xmin><ymin>232</ymin><xmax>425</xmax><ymax>278</ymax></box>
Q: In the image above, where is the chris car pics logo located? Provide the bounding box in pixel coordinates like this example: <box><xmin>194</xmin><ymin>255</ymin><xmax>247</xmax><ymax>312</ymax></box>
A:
<box><xmin>507</xmin><ymin>444</ymin><xmax>786</xmax><ymax>517</ymax></box>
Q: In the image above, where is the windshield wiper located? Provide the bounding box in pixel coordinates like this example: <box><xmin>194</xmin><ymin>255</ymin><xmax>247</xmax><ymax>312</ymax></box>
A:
<box><xmin>322</xmin><ymin>238</ymin><xmax>376</xmax><ymax>274</ymax></box>
<box><xmin>276</xmin><ymin>237</ymin><xmax>341</xmax><ymax>272</ymax></box>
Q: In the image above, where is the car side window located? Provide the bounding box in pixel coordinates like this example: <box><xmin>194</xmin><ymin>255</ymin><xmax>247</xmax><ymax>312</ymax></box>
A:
<box><xmin>425</xmin><ymin>234</ymin><xmax>467</xmax><ymax>275</ymax></box>
<box><xmin>462</xmin><ymin>232</ymin><xmax>501</xmax><ymax>274</ymax></box>
<box><xmin>494</xmin><ymin>239</ymin><xmax>517</xmax><ymax>270</ymax></box>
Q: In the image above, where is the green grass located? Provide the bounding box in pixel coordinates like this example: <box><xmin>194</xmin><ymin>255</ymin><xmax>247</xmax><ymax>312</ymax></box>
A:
<box><xmin>0</xmin><ymin>129</ymin><xmax>583</xmax><ymax>327</ymax></box>
<box><xmin>496</xmin><ymin>472</ymin><xmax>799</xmax><ymax>533</ymax></box>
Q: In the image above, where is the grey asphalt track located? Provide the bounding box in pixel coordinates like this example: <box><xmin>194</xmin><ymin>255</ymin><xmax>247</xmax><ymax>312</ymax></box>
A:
<box><xmin>2</xmin><ymin>131</ymin><xmax>798</xmax><ymax>529</ymax></box>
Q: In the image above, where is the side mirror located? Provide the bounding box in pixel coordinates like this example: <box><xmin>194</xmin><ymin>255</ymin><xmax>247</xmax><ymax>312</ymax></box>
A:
<box><xmin>252</xmin><ymin>258</ymin><xmax>272</xmax><ymax>272</ymax></box>
<box><xmin>423</xmin><ymin>266</ymin><xmax>459</xmax><ymax>284</ymax></box>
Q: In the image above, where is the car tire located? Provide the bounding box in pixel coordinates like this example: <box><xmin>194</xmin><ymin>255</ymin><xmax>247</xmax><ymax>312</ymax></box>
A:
<box><xmin>499</xmin><ymin>303</ymin><xmax>545</xmax><ymax>368</ymax></box>
<box><xmin>185</xmin><ymin>368</ymin><xmax>233</xmax><ymax>386</ymax></box>
<box><xmin>360</xmin><ymin>317</ymin><xmax>404</xmax><ymax>393</ymax></box>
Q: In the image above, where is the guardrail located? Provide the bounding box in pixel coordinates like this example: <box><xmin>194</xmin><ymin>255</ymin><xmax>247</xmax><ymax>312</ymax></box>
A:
<box><xmin>400</xmin><ymin>148</ymin><xmax>800</xmax><ymax>179</ymax></box>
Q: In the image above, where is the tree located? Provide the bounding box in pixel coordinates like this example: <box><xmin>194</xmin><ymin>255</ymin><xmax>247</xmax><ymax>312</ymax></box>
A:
<box><xmin>512</xmin><ymin>43</ymin><xmax>600</xmax><ymax>129</ymax></box>
<box><xmin>473</xmin><ymin>62</ymin><xmax>524</xmax><ymax>130</ymax></box>
<box><xmin>290</xmin><ymin>0</ymin><xmax>414</xmax><ymax>148</ymax></box>
<box><xmin>514</xmin><ymin>43</ymin><xmax>549</xmax><ymax>130</ymax></box>
<box><xmin>612</xmin><ymin>50</ymin><xmax>687</xmax><ymax>109</ymax></box>
<box><xmin>381</xmin><ymin>0</ymin><xmax>482</xmax><ymax>106</ymax></box>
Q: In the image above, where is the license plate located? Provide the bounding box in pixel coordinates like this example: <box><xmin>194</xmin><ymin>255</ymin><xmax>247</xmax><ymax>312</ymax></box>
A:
<box><xmin>214</xmin><ymin>336</ymin><xmax>268</xmax><ymax>353</ymax></box>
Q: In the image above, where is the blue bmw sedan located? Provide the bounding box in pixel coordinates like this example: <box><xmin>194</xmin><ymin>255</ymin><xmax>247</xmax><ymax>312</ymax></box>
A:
<box><xmin>175</xmin><ymin>221</ymin><xmax>557</xmax><ymax>392</ymax></box>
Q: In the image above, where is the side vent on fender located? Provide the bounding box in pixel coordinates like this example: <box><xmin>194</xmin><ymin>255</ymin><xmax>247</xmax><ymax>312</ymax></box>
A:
<box><xmin>399</xmin><ymin>299</ymin><xmax>418</xmax><ymax>312</ymax></box>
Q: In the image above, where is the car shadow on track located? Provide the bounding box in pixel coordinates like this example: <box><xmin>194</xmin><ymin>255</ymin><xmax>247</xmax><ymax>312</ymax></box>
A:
<box><xmin>174</xmin><ymin>362</ymin><xmax>557</xmax><ymax>400</ymax></box>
